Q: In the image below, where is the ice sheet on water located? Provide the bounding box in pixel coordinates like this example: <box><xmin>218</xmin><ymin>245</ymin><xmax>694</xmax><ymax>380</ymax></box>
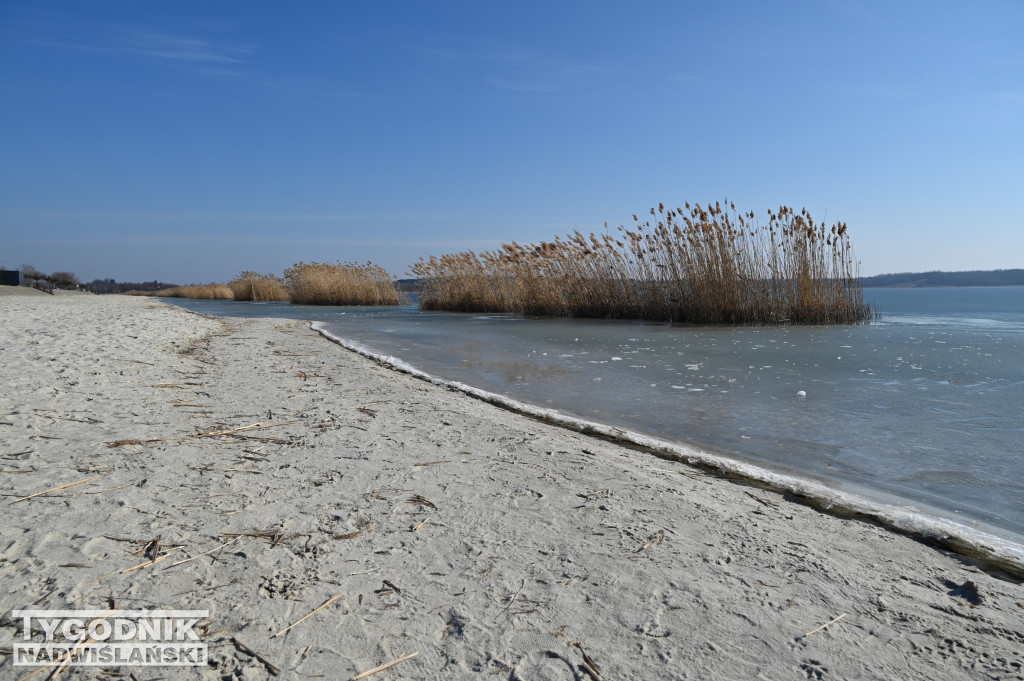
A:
<box><xmin>311</xmin><ymin>321</ymin><xmax>1024</xmax><ymax>570</ymax></box>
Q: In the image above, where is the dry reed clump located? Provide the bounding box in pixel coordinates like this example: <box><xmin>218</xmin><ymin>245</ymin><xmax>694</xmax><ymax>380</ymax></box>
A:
<box><xmin>228</xmin><ymin>271</ymin><xmax>289</xmax><ymax>302</ymax></box>
<box><xmin>411</xmin><ymin>201</ymin><xmax>871</xmax><ymax>325</ymax></box>
<box><xmin>284</xmin><ymin>261</ymin><xmax>407</xmax><ymax>306</ymax></box>
<box><xmin>155</xmin><ymin>284</ymin><xmax>235</xmax><ymax>300</ymax></box>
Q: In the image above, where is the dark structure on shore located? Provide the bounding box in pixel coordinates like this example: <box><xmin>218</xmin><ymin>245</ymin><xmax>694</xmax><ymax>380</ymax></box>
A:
<box><xmin>1</xmin><ymin>270</ymin><xmax>22</xmax><ymax>286</ymax></box>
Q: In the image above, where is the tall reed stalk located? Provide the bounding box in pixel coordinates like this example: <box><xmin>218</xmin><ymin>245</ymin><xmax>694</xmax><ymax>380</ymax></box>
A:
<box><xmin>411</xmin><ymin>202</ymin><xmax>870</xmax><ymax>324</ymax></box>
<box><xmin>284</xmin><ymin>261</ymin><xmax>406</xmax><ymax>306</ymax></box>
<box><xmin>228</xmin><ymin>271</ymin><xmax>289</xmax><ymax>301</ymax></box>
<box><xmin>153</xmin><ymin>284</ymin><xmax>235</xmax><ymax>300</ymax></box>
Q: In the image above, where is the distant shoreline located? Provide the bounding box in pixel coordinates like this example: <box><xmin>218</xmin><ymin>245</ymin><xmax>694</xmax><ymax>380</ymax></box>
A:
<box><xmin>861</xmin><ymin>269</ymin><xmax>1024</xmax><ymax>288</ymax></box>
<box><xmin>863</xmin><ymin>283</ymin><xmax>1024</xmax><ymax>288</ymax></box>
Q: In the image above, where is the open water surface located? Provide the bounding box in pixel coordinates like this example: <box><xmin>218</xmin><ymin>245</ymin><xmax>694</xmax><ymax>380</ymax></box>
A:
<box><xmin>165</xmin><ymin>287</ymin><xmax>1024</xmax><ymax>548</ymax></box>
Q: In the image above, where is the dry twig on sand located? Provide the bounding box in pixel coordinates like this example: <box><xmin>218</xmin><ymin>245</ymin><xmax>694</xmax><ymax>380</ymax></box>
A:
<box><xmin>272</xmin><ymin>592</ymin><xmax>345</xmax><ymax>638</ymax></box>
<box><xmin>569</xmin><ymin>641</ymin><xmax>602</xmax><ymax>679</ymax></box>
<box><xmin>496</xmin><ymin>579</ymin><xmax>526</xmax><ymax>619</ymax></box>
<box><xmin>168</xmin><ymin>537</ymin><xmax>239</xmax><ymax>567</ymax></box>
<box><xmin>121</xmin><ymin>546</ymin><xmax>186</xmax><ymax>573</ymax></box>
<box><xmin>351</xmin><ymin>652</ymin><xmax>419</xmax><ymax>680</ymax></box>
<box><xmin>221</xmin><ymin>529</ymin><xmax>286</xmax><ymax>544</ymax></box>
<box><xmin>11</xmin><ymin>474</ymin><xmax>107</xmax><ymax>503</ymax></box>
<box><xmin>406</xmin><ymin>494</ymin><xmax>437</xmax><ymax>509</ymax></box>
<box><xmin>109</xmin><ymin>420</ymin><xmax>300</xmax><ymax>447</ymax></box>
<box><xmin>801</xmin><ymin>613</ymin><xmax>847</xmax><ymax>639</ymax></box>
<box><xmin>745</xmin><ymin>490</ymin><xmax>779</xmax><ymax>508</ymax></box>
<box><xmin>333</xmin><ymin>530</ymin><xmax>364</xmax><ymax>540</ymax></box>
<box><xmin>231</xmin><ymin>637</ymin><xmax>280</xmax><ymax>675</ymax></box>
<box><xmin>639</xmin><ymin>529</ymin><xmax>665</xmax><ymax>552</ymax></box>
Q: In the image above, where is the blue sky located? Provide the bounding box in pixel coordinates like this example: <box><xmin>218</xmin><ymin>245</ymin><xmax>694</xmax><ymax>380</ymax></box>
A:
<box><xmin>1</xmin><ymin>1</ymin><xmax>1022</xmax><ymax>283</ymax></box>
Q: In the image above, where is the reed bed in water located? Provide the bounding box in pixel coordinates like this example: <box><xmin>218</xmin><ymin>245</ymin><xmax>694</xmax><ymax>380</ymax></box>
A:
<box><xmin>284</xmin><ymin>261</ymin><xmax>407</xmax><ymax>306</ymax></box>
<box><xmin>153</xmin><ymin>284</ymin><xmax>235</xmax><ymax>300</ymax></box>
<box><xmin>228</xmin><ymin>271</ymin><xmax>289</xmax><ymax>302</ymax></box>
<box><xmin>411</xmin><ymin>202</ymin><xmax>871</xmax><ymax>324</ymax></box>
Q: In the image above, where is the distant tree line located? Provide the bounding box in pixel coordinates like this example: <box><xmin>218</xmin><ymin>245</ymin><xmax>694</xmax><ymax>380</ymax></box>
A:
<box><xmin>85</xmin><ymin>278</ymin><xmax>180</xmax><ymax>294</ymax></box>
<box><xmin>861</xmin><ymin>269</ymin><xmax>1024</xmax><ymax>287</ymax></box>
<box><xmin>19</xmin><ymin>264</ymin><xmax>80</xmax><ymax>291</ymax></box>
<box><xmin>393</xmin><ymin>278</ymin><xmax>423</xmax><ymax>294</ymax></box>
<box><xmin>16</xmin><ymin>264</ymin><xmax>178</xmax><ymax>293</ymax></box>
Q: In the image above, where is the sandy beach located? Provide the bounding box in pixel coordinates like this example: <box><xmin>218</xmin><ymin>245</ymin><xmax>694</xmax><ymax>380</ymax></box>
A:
<box><xmin>1</xmin><ymin>292</ymin><xmax>1022</xmax><ymax>680</ymax></box>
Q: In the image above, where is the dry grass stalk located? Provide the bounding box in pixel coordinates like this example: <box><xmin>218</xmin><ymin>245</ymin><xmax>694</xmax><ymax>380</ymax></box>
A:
<box><xmin>86</xmin><ymin>482</ymin><xmax>136</xmax><ymax>495</ymax></box>
<box><xmin>414</xmin><ymin>460</ymin><xmax>451</xmax><ymax>467</ymax></box>
<box><xmin>231</xmin><ymin>637</ymin><xmax>281</xmax><ymax>675</ymax></box>
<box><xmin>228</xmin><ymin>271</ymin><xmax>289</xmax><ymax>301</ymax></box>
<box><xmin>334</xmin><ymin>530</ymin><xmax>364</xmax><ymax>540</ymax></box>
<box><xmin>155</xmin><ymin>284</ymin><xmax>235</xmax><ymax>300</ymax></box>
<box><xmin>406</xmin><ymin>494</ymin><xmax>437</xmax><ymax>509</ymax></box>
<box><xmin>802</xmin><ymin>612</ymin><xmax>847</xmax><ymax>638</ymax></box>
<box><xmin>569</xmin><ymin>641</ymin><xmax>602</xmax><ymax>679</ymax></box>
<box><xmin>351</xmin><ymin>652</ymin><xmax>419</xmax><ymax>680</ymax></box>
<box><xmin>121</xmin><ymin>546</ymin><xmax>186</xmax><ymax>573</ymax></box>
<box><xmin>108</xmin><ymin>439</ymin><xmax>143</xmax><ymax>448</ymax></box>
<box><xmin>168</xmin><ymin>537</ymin><xmax>239</xmax><ymax>567</ymax></box>
<box><xmin>640</xmin><ymin>529</ymin><xmax>665</xmax><ymax>552</ymax></box>
<box><xmin>11</xmin><ymin>474</ymin><xmax>107</xmax><ymax>503</ymax></box>
<box><xmin>129</xmin><ymin>537</ymin><xmax>162</xmax><ymax>558</ymax></box>
<box><xmin>285</xmin><ymin>261</ymin><xmax>407</xmax><ymax>306</ymax></box>
<box><xmin>745</xmin><ymin>490</ymin><xmax>779</xmax><ymax>508</ymax></box>
<box><xmin>221</xmin><ymin>529</ymin><xmax>286</xmax><ymax>544</ymax></box>
<box><xmin>412</xmin><ymin>517</ymin><xmax>430</xmax><ymax>531</ymax></box>
<box><xmin>118</xmin><ymin>419</ymin><xmax>300</xmax><ymax>447</ymax></box>
<box><xmin>412</xmin><ymin>201</ymin><xmax>871</xmax><ymax>324</ymax></box>
<box><xmin>496</xmin><ymin>579</ymin><xmax>526</xmax><ymax>619</ymax></box>
<box><xmin>272</xmin><ymin>592</ymin><xmax>345</xmax><ymax>637</ymax></box>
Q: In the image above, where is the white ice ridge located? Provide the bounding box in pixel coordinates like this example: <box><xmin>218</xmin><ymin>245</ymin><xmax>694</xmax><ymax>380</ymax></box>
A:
<box><xmin>311</xmin><ymin>321</ymin><xmax>1024</xmax><ymax>573</ymax></box>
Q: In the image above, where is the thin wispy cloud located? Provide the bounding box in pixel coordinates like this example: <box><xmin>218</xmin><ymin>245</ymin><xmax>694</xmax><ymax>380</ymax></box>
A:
<box><xmin>483</xmin><ymin>47</ymin><xmax>624</xmax><ymax>93</ymax></box>
<box><xmin>256</xmin><ymin>76</ymin><xmax>376</xmax><ymax>102</ymax></box>
<box><xmin>484</xmin><ymin>77</ymin><xmax>557</xmax><ymax>93</ymax></box>
<box><xmin>14</xmin><ymin>11</ymin><xmax>255</xmax><ymax>70</ymax></box>
<box><xmin>116</xmin><ymin>27</ymin><xmax>252</xmax><ymax>64</ymax></box>
<box><xmin>421</xmin><ymin>36</ymin><xmax>624</xmax><ymax>94</ymax></box>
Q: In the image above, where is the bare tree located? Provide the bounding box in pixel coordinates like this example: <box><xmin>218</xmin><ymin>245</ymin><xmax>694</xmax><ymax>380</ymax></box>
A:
<box><xmin>51</xmin><ymin>271</ymin><xmax>79</xmax><ymax>289</ymax></box>
<box><xmin>20</xmin><ymin>264</ymin><xmax>44</xmax><ymax>285</ymax></box>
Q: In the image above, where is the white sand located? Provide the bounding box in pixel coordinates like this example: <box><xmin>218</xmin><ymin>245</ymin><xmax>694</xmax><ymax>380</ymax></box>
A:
<box><xmin>1</xmin><ymin>293</ymin><xmax>1022</xmax><ymax>680</ymax></box>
